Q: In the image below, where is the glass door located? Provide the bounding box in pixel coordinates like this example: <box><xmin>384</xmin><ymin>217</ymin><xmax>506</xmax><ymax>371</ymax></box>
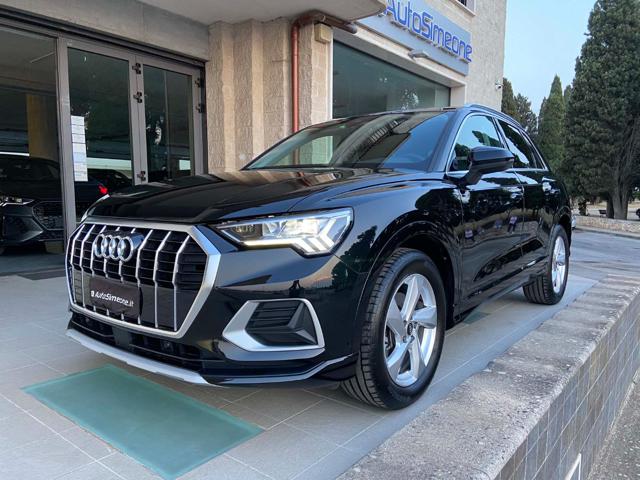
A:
<box><xmin>134</xmin><ymin>58</ymin><xmax>203</xmax><ymax>182</ymax></box>
<box><xmin>59</xmin><ymin>41</ymin><xmax>203</xmax><ymax>232</ymax></box>
<box><xmin>65</xmin><ymin>44</ymin><xmax>141</xmax><ymax>220</ymax></box>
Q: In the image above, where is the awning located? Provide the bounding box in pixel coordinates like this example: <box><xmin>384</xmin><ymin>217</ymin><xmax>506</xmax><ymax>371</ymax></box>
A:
<box><xmin>138</xmin><ymin>0</ymin><xmax>386</xmax><ymax>24</ymax></box>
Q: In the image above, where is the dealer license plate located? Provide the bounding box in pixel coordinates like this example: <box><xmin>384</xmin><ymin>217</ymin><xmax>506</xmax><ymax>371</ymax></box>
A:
<box><xmin>88</xmin><ymin>276</ymin><xmax>140</xmax><ymax>317</ymax></box>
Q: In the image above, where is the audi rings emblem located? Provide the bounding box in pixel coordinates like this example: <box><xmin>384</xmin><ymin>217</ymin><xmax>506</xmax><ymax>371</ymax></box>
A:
<box><xmin>93</xmin><ymin>231</ymin><xmax>145</xmax><ymax>262</ymax></box>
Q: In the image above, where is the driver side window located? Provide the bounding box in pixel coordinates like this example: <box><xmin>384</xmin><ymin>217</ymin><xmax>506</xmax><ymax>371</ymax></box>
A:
<box><xmin>450</xmin><ymin>115</ymin><xmax>503</xmax><ymax>171</ymax></box>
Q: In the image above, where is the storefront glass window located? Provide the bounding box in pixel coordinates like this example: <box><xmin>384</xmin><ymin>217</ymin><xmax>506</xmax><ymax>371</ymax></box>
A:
<box><xmin>333</xmin><ymin>42</ymin><xmax>450</xmax><ymax>118</ymax></box>
<box><xmin>0</xmin><ymin>26</ymin><xmax>65</xmax><ymax>271</ymax></box>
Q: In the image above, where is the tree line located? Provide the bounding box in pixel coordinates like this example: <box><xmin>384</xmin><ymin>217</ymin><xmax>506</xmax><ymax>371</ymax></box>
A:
<box><xmin>502</xmin><ymin>0</ymin><xmax>640</xmax><ymax>220</ymax></box>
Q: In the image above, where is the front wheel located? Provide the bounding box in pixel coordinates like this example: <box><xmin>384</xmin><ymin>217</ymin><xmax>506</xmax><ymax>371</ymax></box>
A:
<box><xmin>523</xmin><ymin>225</ymin><xmax>569</xmax><ymax>305</ymax></box>
<box><xmin>341</xmin><ymin>248</ymin><xmax>446</xmax><ymax>410</ymax></box>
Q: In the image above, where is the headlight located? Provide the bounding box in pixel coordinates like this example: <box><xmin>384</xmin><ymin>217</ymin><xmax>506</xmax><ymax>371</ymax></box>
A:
<box><xmin>216</xmin><ymin>209</ymin><xmax>353</xmax><ymax>256</ymax></box>
<box><xmin>0</xmin><ymin>195</ymin><xmax>34</xmax><ymax>207</ymax></box>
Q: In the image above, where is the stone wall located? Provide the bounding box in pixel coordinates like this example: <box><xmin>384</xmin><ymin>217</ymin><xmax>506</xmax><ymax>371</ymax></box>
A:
<box><xmin>576</xmin><ymin>216</ymin><xmax>640</xmax><ymax>235</ymax></box>
<box><xmin>341</xmin><ymin>275</ymin><xmax>640</xmax><ymax>480</ymax></box>
<box><xmin>206</xmin><ymin>20</ymin><xmax>332</xmax><ymax>171</ymax></box>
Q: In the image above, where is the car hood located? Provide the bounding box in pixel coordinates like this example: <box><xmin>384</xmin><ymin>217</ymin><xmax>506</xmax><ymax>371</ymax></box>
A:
<box><xmin>88</xmin><ymin>169</ymin><xmax>403</xmax><ymax>223</ymax></box>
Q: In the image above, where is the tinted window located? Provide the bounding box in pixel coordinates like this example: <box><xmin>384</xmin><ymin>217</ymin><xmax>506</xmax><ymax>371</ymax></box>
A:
<box><xmin>247</xmin><ymin>112</ymin><xmax>451</xmax><ymax>171</ymax></box>
<box><xmin>450</xmin><ymin>115</ymin><xmax>503</xmax><ymax>171</ymax></box>
<box><xmin>333</xmin><ymin>42</ymin><xmax>450</xmax><ymax>117</ymax></box>
<box><xmin>499</xmin><ymin>121</ymin><xmax>540</xmax><ymax>169</ymax></box>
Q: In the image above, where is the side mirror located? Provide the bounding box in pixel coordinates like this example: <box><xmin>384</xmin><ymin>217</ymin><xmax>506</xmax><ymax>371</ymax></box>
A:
<box><xmin>462</xmin><ymin>147</ymin><xmax>514</xmax><ymax>185</ymax></box>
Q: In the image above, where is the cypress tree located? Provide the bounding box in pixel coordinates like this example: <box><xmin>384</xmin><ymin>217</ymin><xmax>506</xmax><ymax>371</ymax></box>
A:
<box><xmin>514</xmin><ymin>94</ymin><xmax>538</xmax><ymax>138</ymax></box>
<box><xmin>538</xmin><ymin>76</ymin><xmax>566</xmax><ymax>171</ymax></box>
<box><xmin>565</xmin><ymin>0</ymin><xmax>640</xmax><ymax>219</ymax></box>
<box><xmin>501</xmin><ymin>77</ymin><xmax>517</xmax><ymax>118</ymax></box>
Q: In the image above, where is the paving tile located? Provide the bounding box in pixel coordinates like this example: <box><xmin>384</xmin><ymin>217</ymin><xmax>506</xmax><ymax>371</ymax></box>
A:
<box><xmin>60</xmin><ymin>427</ymin><xmax>115</xmax><ymax>460</ymax></box>
<box><xmin>0</xmin><ymin>411</ymin><xmax>55</xmax><ymax>452</ymax></box>
<box><xmin>0</xmin><ymin>434</ymin><xmax>93</xmax><ymax>480</ymax></box>
<box><xmin>236</xmin><ymin>389</ymin><xmax>322</xmax><ymax>422</ymax></box>
<box><xmin>0</xmin><ymin>385</ymin><xmax>50</xmax><ymax>411</ymax></box>
<box><xmin>183</xmin><ymin>386</ymin><xmax>231</xmax><ymax>409</ymax></box>
<box><xmin>55</xmin><ymin>461</ymin><xmax>119</xmax><ymax>480</ymax></box>
<box><xmin>221</xmin><ymin>403</ymin><xmax>280</xmax><ymax>430</ymax></box>
<box><xmin>0</xmin><ymin>363</ymin><xmax>61</xmax><ymax>389</ymax></box>
<box><xmin>305</xmin><ymin>387</ymin><xmax>389</xmax><ymax>416</ymax></box>
<box><xmin>0</xmin><ymin>323</ymin><xmax>55</xmax><ymax>342</ymax></box>
<box><xmin>46</xmin><ymin>351</ymin><xmax>110</xmax><ymax>374</ymax></box>
<box><xmin>22</xmin><ymin>339</ymin><xmax>88</xmax><ymax>362</ymax></box>
<box><xmin>179</xmin><ymin>454</ymin><xmax>270</xmax><ymax>480</ymax></box>
<box><xmin>286</xmin><ymin>399</ymin><xmax>380</xmax><ymax>445</ymax></box>
<box><xmin>228</xmin><ymin>423</ymin><xmax>335</xmax><ymax>480</ymax></box>
<box><xmin>26</xmin><ymin>403</ymin><xmax>78</xmax><ymax>433</ymax></box>
<box><xmin>0</xmin><ymin>350</ymin><xmax>39</xmax><ymax>373</ymax></box>
<box><xmin>100</xmin><ymin>452</ymin><xmax>162</xmax><ymax>480</ymax></box>
<box><xmin>291</xmin><ymin>446</ymin><xmax>362</xmax><ymax>480</ymax></box>
<box><xmin>214</xmin><ymin>386</ymin><xmax>261</xmax><ymax>403</ymax></box>
<box><xmin>0</xmin><ymin>395</ymin><xmax>21</xmax><ymax>420</ymax></box>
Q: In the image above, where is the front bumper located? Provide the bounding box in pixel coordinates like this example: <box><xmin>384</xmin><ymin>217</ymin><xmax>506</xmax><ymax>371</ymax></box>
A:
<box><xmin>66</xmin><ymin>219</ymin><xmax>367</xmax><ymax>386</ymax></box>
<box><xmin>0</xmin><ymin>202</ymin><xmax>64</xmax><ymax>246</ymax></box>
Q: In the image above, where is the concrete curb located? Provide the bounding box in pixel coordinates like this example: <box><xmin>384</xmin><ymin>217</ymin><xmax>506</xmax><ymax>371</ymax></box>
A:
<box><xmin>340</xmin><ymin>275</ymin><xmax>640</xmax><ymax>480</ymax></box>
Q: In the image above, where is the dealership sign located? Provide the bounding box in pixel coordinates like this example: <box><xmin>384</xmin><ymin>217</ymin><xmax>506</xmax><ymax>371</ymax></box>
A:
<box><xmin>359</xmin><ymin>0</ymin><xmax>473</xmax><ymax>76</ymax></box>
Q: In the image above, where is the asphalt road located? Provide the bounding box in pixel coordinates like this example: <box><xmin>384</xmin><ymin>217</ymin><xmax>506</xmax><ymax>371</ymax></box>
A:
<box><xmin>570</xmin><ymin>230</ymin><xmax>640</xmax><ymax>281</ymax></box>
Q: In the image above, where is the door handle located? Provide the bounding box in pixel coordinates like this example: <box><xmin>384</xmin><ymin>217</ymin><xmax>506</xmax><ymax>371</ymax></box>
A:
<box><xmin>136</xmin><ymin>170</ymin><xmax>147</xmax><ymax>182</ymax></box>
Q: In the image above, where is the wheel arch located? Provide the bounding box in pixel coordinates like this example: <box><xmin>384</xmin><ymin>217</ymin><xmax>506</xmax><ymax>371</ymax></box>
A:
<box><xmin>355</xmin><ymin>221</ymin><xmax>460</xmax><ymax>333</ymax></box>
<box><xmin>557</xmin><ymin>207</ymin><xmax>572</xmax><ymax>247</ymax></box>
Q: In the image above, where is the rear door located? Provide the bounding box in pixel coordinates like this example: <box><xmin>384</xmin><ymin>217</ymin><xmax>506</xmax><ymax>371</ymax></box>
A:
<box><xmin>447</xmin><ymin>114</ymin><xmax>526</xmax><ymax>310</ymax></box>
<box><xmin>497</xmin><ymin>120</ymin><xmax>553</xmax><ymax>272</ymax></box>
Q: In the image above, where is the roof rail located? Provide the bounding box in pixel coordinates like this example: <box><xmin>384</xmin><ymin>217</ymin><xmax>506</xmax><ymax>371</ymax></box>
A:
<box><xmin>464</xmin><ymin>103</ymin><xmax>514</xmax><ymax>122</ymax></box>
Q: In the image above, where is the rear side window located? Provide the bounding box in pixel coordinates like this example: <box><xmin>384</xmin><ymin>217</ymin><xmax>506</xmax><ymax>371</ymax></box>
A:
<box><xmin>449</xmin><ymin>115</ymin><xmax>503</xmax><ymax>171</ymax></box>
<box><xmin>498</xmin><ymin>121</ymin><xmax>542</xmax><ymax>169</ymax></box>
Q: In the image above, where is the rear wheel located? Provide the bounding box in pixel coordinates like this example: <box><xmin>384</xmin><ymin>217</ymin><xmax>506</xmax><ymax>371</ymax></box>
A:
<box><xmin>523</xmin><ymin>226</ymin><xmax>569</xmax><ymax>305</ymax></box>
<box><xmin>341</xmin><ymin>248</ymin><xmax>446</xmax><ymax>409</ymax></box>
<box><xmin>0</xmin><ymin>246</ymin><xmax>4</xmax><ymax>255</ymax></box>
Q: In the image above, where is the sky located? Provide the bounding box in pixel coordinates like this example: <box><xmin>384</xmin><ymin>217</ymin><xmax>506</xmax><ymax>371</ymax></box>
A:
<box><xmin>503</xmin><ymin>0</ymin><xmax>594</xmax><ymax>114</ymax></box>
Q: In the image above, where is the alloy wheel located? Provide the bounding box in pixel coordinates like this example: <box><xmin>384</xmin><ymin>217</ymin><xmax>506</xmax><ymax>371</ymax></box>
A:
<box><xmin>551</xmin><ymin>236</ymin><xmax>567</xmax><ymax>294</ymax></box>
<box><xmin>384</xmin><ymin>273</ymin><xmax>438</xmax><ymax>387</ymax></box>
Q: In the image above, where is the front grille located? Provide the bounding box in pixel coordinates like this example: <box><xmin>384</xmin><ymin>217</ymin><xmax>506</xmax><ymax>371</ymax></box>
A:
<box><xmin>67</xmin><ymin>221</ymin><xmax>212</xmax><ymax>334</ymax></box>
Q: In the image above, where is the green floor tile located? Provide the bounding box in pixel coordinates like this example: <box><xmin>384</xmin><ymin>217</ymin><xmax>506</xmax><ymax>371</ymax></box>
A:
<box><xmin>24</xmin><ymin>365</ymin><xmax>262</xmax><ymax>479</ymax></box>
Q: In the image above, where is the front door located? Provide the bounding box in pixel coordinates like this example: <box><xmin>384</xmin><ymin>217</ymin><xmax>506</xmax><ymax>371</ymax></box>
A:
<box><xmin>447</xmin><ymin>115</ymin><xmax>525</xmax><ymax>310</ymax></box>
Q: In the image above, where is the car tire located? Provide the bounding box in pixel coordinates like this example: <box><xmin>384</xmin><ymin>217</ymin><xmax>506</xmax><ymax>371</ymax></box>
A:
<box><xmin>0</xmin><ymin>246</ymin><xmax>4</xmax><ymax>255</ymax></box>
<box><xmin>523</xmin><ymin>225</ymin><xmax>569</xmax><ymax>305</ymax></box>
<box><xmin>341</xmin><ymin>248</ymin><xmax>446</xmax><ymax>410</ymax></box>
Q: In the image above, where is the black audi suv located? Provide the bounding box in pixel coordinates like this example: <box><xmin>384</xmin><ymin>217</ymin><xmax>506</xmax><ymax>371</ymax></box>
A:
<box><xmin>65</xmin><ymin>105</ymin><xmax>571</xmax><ymax>409</ymax></box>
<box><xmin>0</xmin><ymin>155</ymin><xmax>107</xmax><ymax>255</ymax></box>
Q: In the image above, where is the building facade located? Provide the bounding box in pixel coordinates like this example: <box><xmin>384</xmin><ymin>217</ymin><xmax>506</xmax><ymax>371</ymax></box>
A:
<box><xmin>0</xmin><ymin>0</ymin><xmax>506</xmax><ymax>243</ymax></box>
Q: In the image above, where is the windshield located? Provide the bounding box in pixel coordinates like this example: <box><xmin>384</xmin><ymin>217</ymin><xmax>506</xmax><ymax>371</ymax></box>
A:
<box><xmin>246</xmin><ymin>112</ymin><xmax>452</xmax><ymax>171</ymax></box>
